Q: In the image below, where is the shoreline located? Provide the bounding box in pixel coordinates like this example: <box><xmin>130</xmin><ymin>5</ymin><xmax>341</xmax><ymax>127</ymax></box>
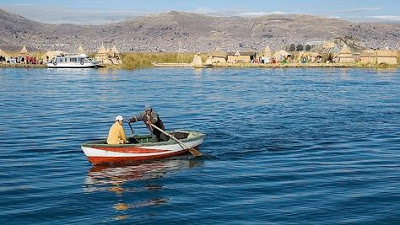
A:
<box><xmin>0</xmin><ymin>63</ymin><xmax>47</xmax><ymax>68</ymax></box>
<box><xmin>211</xmin><ymin>62</ymin><xmax>399</xmax><ymax>69</ymax></box>
<box><xmin>1</xmin><ymin>62</ymin><xmax>398</xmax><ymax>69</ymax></box>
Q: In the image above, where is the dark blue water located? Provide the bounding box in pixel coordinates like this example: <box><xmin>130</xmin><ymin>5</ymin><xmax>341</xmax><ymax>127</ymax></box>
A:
<box><xmin>1</xmin><ymin>67</ymin><xmax>400</xmax><ymax>224</ymax></box>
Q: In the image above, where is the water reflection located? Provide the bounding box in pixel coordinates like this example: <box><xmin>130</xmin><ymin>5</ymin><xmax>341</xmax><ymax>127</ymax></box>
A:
<box><xmin>82</xmin><ymin>159</ymin><xmax>203</xmax><ymax>221</ymax></box>
<box><xmin>194</xmin><ymin>68</ymin><xmax>203</xmax><ymax>78</ymax></box>
<box><xmin>97</xmin><ymin>68</ymin><xmax>121</xmax><ymax>76</ymax></box>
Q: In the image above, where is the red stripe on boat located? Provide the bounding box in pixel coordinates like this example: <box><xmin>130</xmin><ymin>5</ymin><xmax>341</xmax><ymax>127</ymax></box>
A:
<box><xmin>87</xmin><ymin>149</ymin><xmax>189</xmax><ymax>164</ymax></box>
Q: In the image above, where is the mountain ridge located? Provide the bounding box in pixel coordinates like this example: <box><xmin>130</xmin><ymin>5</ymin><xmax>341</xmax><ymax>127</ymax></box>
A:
<box><xmin>0</xmin><ymin>9</ymin><xmax>399</xmax><ymax>53</ymax></box>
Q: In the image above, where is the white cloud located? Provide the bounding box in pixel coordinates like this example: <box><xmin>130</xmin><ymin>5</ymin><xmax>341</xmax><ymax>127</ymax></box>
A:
<box><xmin>342</xmin><ymin>7</ymin><xmax>381</xmax><ymax>13</ymax></box>
<box><xmin>1</xmin><ymin>5</ymin><xmax>143</xmax><ymax>24</ymax></box>
<box><xmin>327</xmin><ymin>7</ymin><xmax>381</xmax><ymax>14</ymax></box>
<box><xmin>369</xmin><ymin>15</ymin><xmax>400</xmax><ymax>22</ymax></box>
<box><xmin>236</xmin><ymin>11</ymin><xmax>287</xmax><ymax>17</ymax></box>
<box><xmin>191</xmin><ymin>8</ymin><xmax>287</xmax><ymax>17</ymax></box>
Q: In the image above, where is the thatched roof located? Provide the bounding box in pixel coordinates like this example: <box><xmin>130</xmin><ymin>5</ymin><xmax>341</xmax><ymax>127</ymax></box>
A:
<box><xmin>340</xmin><ymin>45</ymin><xmax>352</xmax><ymax>54</ymax></box>
<box><xmin>273</xmin><ymin>50</ymin><xmax>290</xmax><ymax>58</ymax></box>
<box><xmin>20</xmin><ymin>45</ymin><xmax>28</xmax><ymax>55</ymax></box>
<box><xmin>376</xmin><ymin>50</ymin><xmax>397</xmax><ymax>57</ymax></box>
<box><xmin>228</xmin><ymin>51</ymin><xmax>256</xmax><ymax>56</ymax></box>
<box><xmin>192</xmin><ymin>53</ymin><xmax>203</xmax><ymax>67</ymax></box>
<box><xmin>77</xmin><ymin>44</ymin><xmax>85</xmax><ymax>54</ymax></box>
<box><xmin>209</xmin><ymin>47</ymin><xmax>226</xmax><ymax>58</ymax></box>
<box><xmin>361</xmin><ymin>50</ymin><xmax>397</xmax><ymax>57</ymax></box>
<box><xmin>98</xmin><ymin>43</ymin><xmax>107</xmax><ymax>54</ymax></box>
<box><xmin>111</xmin><ymin>45</ymin><xmax>120</xmax><ymax>54</ymax></box>
<box><xmin>264</xmin><ymin>45</ymin><xmax>272</xmax><ymax>58</ymax></box>
<box><xmin>0</xmin><ymin>48</ymin><xmax>10</xmax><ymax>59</ymax></box>
<box><xmin>360</xmin><ymin>50</ymin><xmax>376</xmax><ymax>57</ymax></box>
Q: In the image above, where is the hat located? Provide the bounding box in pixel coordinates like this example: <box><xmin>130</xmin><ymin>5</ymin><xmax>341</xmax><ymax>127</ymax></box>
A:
<box><xmin>144</xmin><ymin>104</ymin><xmax>152</xmax><ymax>111</ymax></box>
<box><xmin>115</xmin><ymin>115</ymin><xmax>124</xmax><ymax>121</ymax></box>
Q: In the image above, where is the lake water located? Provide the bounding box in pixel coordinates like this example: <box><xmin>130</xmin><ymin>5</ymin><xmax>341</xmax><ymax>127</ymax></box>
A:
<box><xmin>1</xmin><ymin>67</ymin><xmax>400</xmax><ymax>224</ymax></box>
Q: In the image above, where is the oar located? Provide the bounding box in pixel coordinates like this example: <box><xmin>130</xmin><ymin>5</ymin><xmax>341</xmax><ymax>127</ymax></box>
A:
<box><xmin>128</xmin><ymin>122</ymin><xmax>135</xmax><ymax>136</ymax></box>
<box><xmin>127</xmin><ymin>122</ymin><xmax>138</xmax><ymax>144</ymax></box>
<box><xmin>150</xmin><ymin>124</ymin><xmax>203</xmax><ymax>157</ymax></box>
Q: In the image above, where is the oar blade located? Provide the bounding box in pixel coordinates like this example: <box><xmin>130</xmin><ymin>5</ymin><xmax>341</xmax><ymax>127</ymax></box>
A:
<box><xmin>189</xmin><ymin>148</ymin><xmax>203</xmax><ymax>157</ymax></box>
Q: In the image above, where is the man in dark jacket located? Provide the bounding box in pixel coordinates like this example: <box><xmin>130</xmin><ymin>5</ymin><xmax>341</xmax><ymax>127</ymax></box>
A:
<box><xmin>127</xmin><ymin>105</ymin><xmax>167</xmax><ymax>142</ymax></box>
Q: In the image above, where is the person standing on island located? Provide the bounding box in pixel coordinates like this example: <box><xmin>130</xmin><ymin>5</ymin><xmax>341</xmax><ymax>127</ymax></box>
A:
<box><xmin>127</xmin><ymin>105</ymin><xmax>167</xmax><ymax>142</ymax></box>
<box><xmin>107</xmin><ymin>115</ymin><xmax>128</xmax><ymax>144</ymax></box>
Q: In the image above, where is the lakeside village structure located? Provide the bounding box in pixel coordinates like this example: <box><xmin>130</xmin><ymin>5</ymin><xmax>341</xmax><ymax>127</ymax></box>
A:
<box><xmin>0</xmin><ymin>43</ymin><xmax>122</xmax><ymax>66</ymax></box>
<box><xmin>0</xmin><ymin>38</ymin><xmax>398</xmax><ymax>68</ymax></box>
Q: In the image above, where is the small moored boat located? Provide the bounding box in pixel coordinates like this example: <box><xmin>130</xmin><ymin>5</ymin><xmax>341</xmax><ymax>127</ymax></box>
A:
<box><xmin>81</xmin><ymin>131</ymin><xmax>205</xmax><ymax>164</ymax></box>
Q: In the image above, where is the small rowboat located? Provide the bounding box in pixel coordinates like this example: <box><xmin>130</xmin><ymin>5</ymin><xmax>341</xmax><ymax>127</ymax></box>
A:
<box><xmin>81</xmin><ymin>131</ymin><xmax>205</xmax><ymax>164</ymax></box>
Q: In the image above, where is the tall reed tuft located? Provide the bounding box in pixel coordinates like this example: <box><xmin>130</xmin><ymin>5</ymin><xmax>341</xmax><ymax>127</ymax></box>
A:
<box><xmin>121</xmin><ymin>53</ymin><xmax>194</xmax><ymax>69</ymax></box>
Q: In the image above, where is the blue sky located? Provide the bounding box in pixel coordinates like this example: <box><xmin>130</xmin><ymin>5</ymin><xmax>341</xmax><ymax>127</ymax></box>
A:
<box><xmin>1</xmin><ymin>0</ymin><xmax>399</xmax><ymax>24</ymax></box>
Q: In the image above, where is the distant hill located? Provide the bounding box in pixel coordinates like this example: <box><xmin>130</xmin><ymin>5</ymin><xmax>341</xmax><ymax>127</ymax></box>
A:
<box><xmin>0</xmin><ymin>9</ymin><xmax>399</xmax><ymax>53</ymax></box>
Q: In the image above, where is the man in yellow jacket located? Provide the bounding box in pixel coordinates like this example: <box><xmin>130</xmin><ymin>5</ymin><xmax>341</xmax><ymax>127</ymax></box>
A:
<box><xmin>107</xmin><ymin>115</ymin><xmax>128</xmax><ymax>144</ymax></box>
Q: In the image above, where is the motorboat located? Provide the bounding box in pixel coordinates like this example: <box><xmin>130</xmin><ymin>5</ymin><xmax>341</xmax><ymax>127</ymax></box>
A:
<box><xmin>47</xmin><ymin>53</ymin><xmax>100</xmax><ymax>68</ymax></box>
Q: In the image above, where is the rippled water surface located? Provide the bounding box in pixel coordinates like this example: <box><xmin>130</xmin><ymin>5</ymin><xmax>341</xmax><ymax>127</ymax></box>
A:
<box><xmin>1</xmin><ymin>67</ymin><xmax>400</xmax><ymax>224</ymax></box>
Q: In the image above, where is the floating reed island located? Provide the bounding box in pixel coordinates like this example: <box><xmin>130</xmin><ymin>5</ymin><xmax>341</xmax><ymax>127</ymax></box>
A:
<box><xmin>1</xmin><ymin>40</ymin><xmax>399</xmax><ymax>69</ymax></box>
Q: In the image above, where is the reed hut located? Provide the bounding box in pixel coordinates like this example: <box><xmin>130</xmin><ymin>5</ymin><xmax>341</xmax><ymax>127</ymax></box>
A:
<box><xmin>264</xmin><ymin>45</ymin><xmax>272</xmax><ymax>59</ymax></box>
<box><xmin>95</xmin><ymin>43</ymin><xmax>111</xmax><ymax>64</ymax></box>
<box><xmin>360</xmin><ymin>50</ymin><xmax>398</xmax><ymax>65</ymax></box>
<box><xmin>192</xmin><ymin>53</ymin><xmax>203</xmax><ymax>67</ymax></box>
<box><xmin>20</xmin><ymin>45</ymin><xmax>28</xmax><ymax>55</ymax></box>
<box><xmin>298</xmin><ymin>52</ymin><xmax>321</xmax><ymax>63</ymax></box>
<box><xmin>77</xmin><ymin>44</ymin><xmax>85</xmax><ymax>54</ymax></box>
<box><xmin>338</xmin><ymin>45</ymin><xmax>354</xmax><ymax>63</ymax></box>
<box><xmin>318</xmin><ymin>41</ymin><xmax>341</xmax><ymax>61</ymax></box>
<box><xmin>0</xmin><ymin>48</ymin><xmax>11</xmax><ymax>61</ymax></box>
<box><xmin>227</xmin><ymin>51</ymin><xmax>256</xmax><ymax>63</ymax></box>
<box><xmin>111</xmin><ymin>45</ymin><xmax>120</xmax><ymax>57</ymax></box>
<box><xmin>209</xmin><ymin>47</ymin><xmax>227</xmax><ymax>63</ymax></box>
<box><xmin>204</xmin><ymin>56</ymin><xmax>213</xmax><ymax>66</ymax></box>
<box><xmin>273</xmin><ymin>50</ymin><xmax>291</xmax><ymax>62</ymax></box>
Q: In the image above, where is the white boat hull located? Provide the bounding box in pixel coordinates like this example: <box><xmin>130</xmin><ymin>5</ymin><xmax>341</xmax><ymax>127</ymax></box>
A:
<box><xmin>47</xmin><ymin>62</ymin><xmax>99</xmax><ymax>68</ymax></box>
<box><xmin>81</xmin><ymin>131</ymin><xmax>205</xmax><ymax>164</ymax></box>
